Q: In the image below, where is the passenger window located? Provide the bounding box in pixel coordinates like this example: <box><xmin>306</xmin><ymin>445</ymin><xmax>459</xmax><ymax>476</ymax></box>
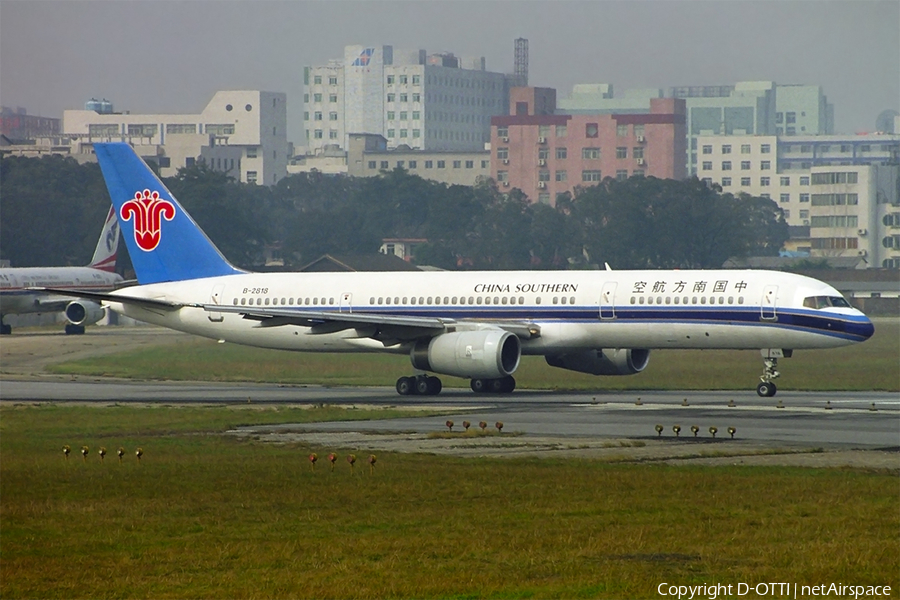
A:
<box><xmin>700</xmin><ymin>297</ymin><xmax>706</xmax><ymax>305</ymax></box>
<box><xmin>403</xmin><ymin>297</ymin><xmax>408</xmax><ymax>304</ymax></box>
<box><xmin>232</xmin><ymin>298</ymin><xmax>238</xmax><ymax>305</ymax></box>
<box><xmin>386</xmin><ymin>297</ymin><xmax>391</xmax><ymax>305</ymax></box>
<box><xmin>553</xmin><ymin>297</ymin><xmax>559</xmax><ymax>305</ymax></box>
<box><xmin>673</xmin><ymin>297</ymin><xmax>679</xmax><ymax>305</ymax></box>
<box><xmin>536</xmin><ymin>297</ymin><xmax>542</xmax><ymax>305</ymax></box>
<box><xmin>256</xmin><ymin>298</ymin><xmax>262</xmax><ymax>306</ymax></box>
<box><xmin>313</xmin><ymin>298</ymin><xmax>318</xmax><ymax>305</ymax></box>
<box><xmin>520</xmin><ymin>297</ymin><xmax>525</xmax><ymax>304</ymax></box>
<box><xmin>443</xmin><ymin>296</ymin><xmax>449</xmax><ymax>304</ymax></box>
<box><xmin>493</xmin><ymin>297</ymin><xmax>500</xmax><ymax>305</ymax></box>
<box><xmin>502</xmin><ymin>297</ymin><xmax>508</xmax><ymax>305</ymax></box>
<box><xmin>738</xmin><ymin>297</ymin><xmax>744</xmax><ymax>304</ymax></box>
<box><xmin>410</xmin><ymin>297</ymin><xmax>416</xmax><ymax>305</ymax></box>
<box><xmin>476</xmin><ymin>297</ymin><xmax>483</xmax><ymax>305</ymax></box>
<box><xmin>691</xmin><ymin>297</ymin><xmax>697</xmax><ymax>304</ymax></box>
<box><xmin>393</xmin><ymin>297</ymin><xmax>398</xmax><ymax>305</ymax></box>
<box><xmin>240</xmin><ymin>298</ymin><xmax>246</xmax><ymax>305</ymax></box>
<box><xmin>427</xmin><ymin>297</ymin><xmax>433</xmax><ymax>304</ymax></box>
<box><xmin>560</xmin><ymin>297</ymin><xmax>567</xmax><ymax>305</ymax></box>
<box><xmin>728</xmin><ymin>297</ymin><xmax>734</xmax><ymax>304</ymax></box>
<box><xmin>329</xmin><ymin>298</ymin><xmax>335</xmax><ymax>305</ymax></box>
<box><xmin>265</xmin><ymin>298</ymin><xmax>270</xmax><ymax>306</ymax></box>
<box><xmin>638</xmin><ymin>296</ymin><xmax>645</xmax><ymax>305</ymax></box>
<box><xmin>630</xmin><ymin>297</ymin><xmax>636</xmax><ymax>305</ymax></box>
<box><xmin>469</xmin><ymin>297</ymin><xmax>475</xmax><ymax>304</ymax></box>
<box><xmin>718</xmin><ymin>297</ymin><xmax>724</xmax><ymax>305</ymax></box>
<box><xmin>419</xmin><ymin>297</ymin><xmax>425</xmax><ymax>304</ymax></box>
<box><xmin>370</xmin><ymin>297</ymin><xmax>375</xmax><ymax>304</ymax></box>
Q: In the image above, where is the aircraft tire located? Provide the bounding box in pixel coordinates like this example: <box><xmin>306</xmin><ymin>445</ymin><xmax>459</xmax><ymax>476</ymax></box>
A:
<box><xmin>470</xmin><ymin>378</ymin><xmax>487</xmax><ymax>394</ymax></box>
<box><xmin>396</xmin><ymin>377</ymin><xmax>414</xmax><ymax>396</ymax></box>
<box><xmin>0</xmin><ymin>323</ymin><xmax>11</xmax><ymax>335</ymax></box>
<box><xmin>427</xmin><ymin>376</ymin><xmax>442</xmax><ymax>395</ymax></box>
<box><xmin>65</xmin><ymin>324</ymin><xmax>85</xmax><ymax>335</ymax></box>
<box><xmin>756</xmin><ymin>381</ymin><xmax>776</xmax><ymax>397</ymax></box>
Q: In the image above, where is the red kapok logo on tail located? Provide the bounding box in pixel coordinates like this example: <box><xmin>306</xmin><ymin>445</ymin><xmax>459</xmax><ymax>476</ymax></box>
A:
<box><xmin>120</xmin><ymin>190</ymin><xmax>176</xmax><ymax>251</ymax></box>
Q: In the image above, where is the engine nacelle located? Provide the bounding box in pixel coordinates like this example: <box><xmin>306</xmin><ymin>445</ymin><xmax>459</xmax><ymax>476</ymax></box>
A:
<box><xmin>64</xmin><ymin>300</ymin><xmax>105</xmax><ymax>326</ymax></box>
<box><xmin>545</xmin><ymin>348</ymin><xmax>650</xmax><ymax>376</ymax></box>
<box><xmin>411</xmin><ymin>330</ymin><xmax>521</xmax><ymax>379</ymax></box>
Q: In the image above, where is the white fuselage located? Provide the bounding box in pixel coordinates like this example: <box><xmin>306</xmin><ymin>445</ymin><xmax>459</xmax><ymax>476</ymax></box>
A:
<box><xmin>104</xmin><ymin>268</ymin><xmax>873</xmax><ymax>355</ymax></box>
<box><xmin>0</xmin><ymin>267</ymin><xmax>123</xmax><ymax>316</ymax></box>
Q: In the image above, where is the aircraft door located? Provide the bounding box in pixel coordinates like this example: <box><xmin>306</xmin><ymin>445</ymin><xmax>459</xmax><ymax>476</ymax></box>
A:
<box><xmin>340</xmin><ymin>292</ymin><xmax>353</xmax><ymax>313</ymax></box>
<box><xmin>761</xmin><ymin>285</ymin><xmax>778</xmax><ymax>320</ymax></box>
<box><xmin>208</xmin><ymin>284</ymin><xmax>225</xmax><ymax>322</ymax></box>
<box><xmin>599</xmin><ymin>281</ymin><xmax>617</xmax><ymax>320</ymax></box>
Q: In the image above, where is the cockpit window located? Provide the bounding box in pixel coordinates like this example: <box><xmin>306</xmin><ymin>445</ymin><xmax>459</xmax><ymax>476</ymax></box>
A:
<box><xmin>803</xmin><ymin>295</ymin><xmax>851</xmax><ymax>309</ymax></box>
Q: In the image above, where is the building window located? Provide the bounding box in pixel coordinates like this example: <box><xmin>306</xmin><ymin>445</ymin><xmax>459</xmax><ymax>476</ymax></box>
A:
<box><xmin>412</xmin><ymin>111</ymin><xmax>420</xmax><ymax>120</ymax></box>
<box><xmin>497</xmin><ymin>170</ymin><xmax>508</xmax><ymax>182</ymax></box>
<box><xmin>760</xmin><ymin>177</ymin><xmax>770</xmax><ymax>186</ymax></box>
<box><xmin>741</xmin><ymin>177</ymin><xmax>751</xmax><ymax>186</ymax></box>
<box><xmin>497</xmin><ymin>126</ymin><xmax>508</xmax><ymax>138</ymax></box>
<box><xmin>424</xmin><ymin>160</ymin><xmax>433</xmax><ymax>169</ymax></box>
<box><xmin>780</xmin><ymin>193</ymin><xmax>790</xmax><ymax>203</ymax></box>
<box><xmin>616</xmin><ymin>124</ymin><xmax>627</xmax><ymax>137</ymax></box>
<box><xmin>314</xmin><ymin>111</ymin><xmax>323</xmax><ymax>121</ymax></box>
<box><xmin>166</xmin><ymin>123</ymin><xmax>197</xmax><ymax>134</ymax></box>
<box><xmin>702</xmin><ymin>161</ymin><xmax>712</xmax><ymax>171</ymax></box>
<box><xmin>556</xmin><ymin>170</ymin><xmax>567</xmax><ymax>182</ymax></box>
<box><xmin>586</xmin><ymin>123</ymin><xmax>599</xmax><ymax>138</ymax></box>
<box><xmin>702</xmin><ymin>145</ymin><xmax>712</xmax><ymax>154</ymax></box>
<box><xmin>399</xmin><ymin>75</ymin><xmax>408</xmax><ymax>84</ymax></box>
<box><xmin>616</xmin><ymin>147</ymin><xmax>627</xmax><ymax>159</ymax></box>
<box><xmin>722</xmin><ymin>161</ymin><xmax>732</xmax><ymax>171</ymax></box>
<box><xmin>800</xmin><ymin>194</ymin><xmax>810</xmax><ymax>203</ymax></box>
<box><xmin>761</xmin><ymin>144</ymin><xmax>771</xmax><ymax>154</ymax></box>
<box><xmin>329</xmin><ymin>130</ymin><xmax>337</xmax><ymax>139</ymax></box>
<box><xmin>387</xmin><ymin>75</ymin><xmax>395</xmax><ymax>85</ymax></box>
<box><xmin>412</xmin><ymin>129</ymin><xmax>420</xmax><ymax>138</ymax></box>
<box><xmin>412</xmin><ymin>93</ymin><xmax>421</xmax><ymax>102</ymax></box>
<box><xmin>368</xmin><ymin>161</ymin><xmax>377</xmax><ymax>169</ymax></box>
<box><xmin>314</xmin><ymin>129</ymin><xmax>323</xmax><ymax>139</ymax></box>
<box><xmin>616</xmin><ymin>170</ymin><xmax>628</xmax><ymax>181</ymax></box>
<box><xmin>780</xmin><ymin>176</ymin><xmax>790</xmax><ymax>186</ymax></box>
<box><xmin>722</xmin><ymin>144</ymin><xmax>731</xmax><ymax>154</ymax></box>
<box><xmin>582</xmin><ymin>170</ymin><xmax>602</xmax><ymax>182</ymax></box>
<box><xmin>582</xmin><ymin>147</ymin><xmax>600</xmax><ymax>159</ymax></box>
<box><xmin>497</xmin><ymin>147</ymin><xmax>508</xmax><ymax>159</ymax></box>
<box><xmin>761</xmin><ymin>161</ymin><xmax>771</xmax><ymax>170</ymax></box>
<box><xmin>329</xmin><ymin>76</ymin><xmax>338</xmax><ymax>85</ymax></box>
<box><xmin>314</xmin><ymin>76</ymin><xmax>322</xmax><ymax>84</ymax></box>
<box><xmin>741</xmin><ymin>161</ymin><xmax>751</xmax><ymax>170</ymax></box>
<box><xmin>466</xmin><ymin>160</ymin><xmax>474</xmax><ymax>168</ymax></box>
<box><xmin>556</xmin><ymin>124</ymin><xmax>567</xmax><ymax>137</ymax></box>
<box><xmin>437</xmin><ymin>160</ymin><xmax>445</xmax><ymax>168</ymax></box>
<box><xmin>556</xmin><ymin>147</ymin><xmax>567</xmax><ymax>159</ymax></box>
<box><xmin>380</xmin><ymin>161</ymin><xmax>389</xmax><ymax>169</ymax></box>
<box><xmin>453</xmin><ymin>160</ymin><xmax>461</xmax><ymax>168</ymax></box>
<box><xmin>313</xmin><ymin>93</ymin><xmax>322</xmax><ymax>103</ymax></box>
<box><xmin>247</xmin><ymin>171</ymin><xmax>258</xmax><ymax>184</ymax></box>
<box><xmin>329</xmin><ymin>112</ymin><xmax>338</xmax><ymax>121</ymax></box>
<box><xmin>399</xmin><ymin>129</ymin><xmax>407</xmax><ymax>138</ymax></box>
<box><xmin>387</xmin><ymin>93</ymin><xmax>395</xmax><ymax>102</ymax></box>
<box><xmin>538</xmin><ymin>170</ymin><xmax>550</xmax><ymax>181</ymax></box>
<box><xmin>412</xmin><ymin>75</ymin><xmax>421</xmax><ymax>85</ymax></box>
<box><xmin>400</xmin><ymin>94</ymin><xmax>408</xmax><ymax>102</ymax></box>
<box><xmin>800</xmin><ymin>176</ymin><xmax>810</xmax><ymax>186</ymax></box>
<box><xmin>633</xmin><ymin>146</ymin><xmax>644</xmax><ymax>159</ymax></box>
<box><xmin>741</xmin><ymin>144</ymin><xmax>751</xmax><ymax>154</ymax></box>
<box><xmin>721</xmin><ymin>177</ymin><xmax>732</xmax><ymax>187</ymax></box>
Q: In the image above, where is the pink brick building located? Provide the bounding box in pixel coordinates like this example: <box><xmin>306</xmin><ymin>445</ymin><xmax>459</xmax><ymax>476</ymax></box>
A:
<box><xmin>491</xmin><ymin>88</ymin><xmax>686</xmax><ymax>205</ymax></box>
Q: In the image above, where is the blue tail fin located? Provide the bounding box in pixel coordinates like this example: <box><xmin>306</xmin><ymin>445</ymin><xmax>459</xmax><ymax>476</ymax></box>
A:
<box><xmin>94</xmin><ymin>143</ymin><xmax>242</xmax><ymax>284</ymax></box>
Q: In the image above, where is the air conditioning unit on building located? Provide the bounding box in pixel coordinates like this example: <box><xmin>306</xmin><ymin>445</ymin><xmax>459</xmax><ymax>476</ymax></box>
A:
<box><xmin>858</xmin><ymin>250</ymin><xmax>868</xmax><ymax>257</ymax></box>
<box><xmin>502</xmin><ymin>159</ymin><xmax>509</xmax><ymax>164</ymax></box>
<box><xmin>857</xmin><ymin>228</ymin><xmax>868</xmax><ymax>236</ymax></box>
<box><xmin>636</xmin><ymin>158</ymin><xmax>645</xmax><ymax>166</ymax></box>
<box><xmin>502</xmin><ymin>181</ymin><xmax>510</xmax><ymax>187</ymax></box>
<box><xmin>636</xmin><ymin>135</ymin><xmax>645</xmax><ymax>143</ymax></box>
<box><xmin>538</xmin><ymin>181</ymin><xmax>546</xmax><ymax>189</ymax></box>
<box><xmin>502</xmin><ymin>137</ymin><xmax>509</xmax><ymax>142</ymax></box>
<box><xmin>538</xmin><ymin>137</ymin><xmax>547</xmax><ymax>144</ymax></box>
<box><xmin>538</xmin><ymin>159</ymin><xmax>546</xmax><ymax>166</ymax></box>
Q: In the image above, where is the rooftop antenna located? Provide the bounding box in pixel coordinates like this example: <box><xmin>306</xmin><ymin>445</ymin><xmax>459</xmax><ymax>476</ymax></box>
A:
<box><xmin>514</xmin><ymin>38</ymin><xmax>529</xmax><ymax>85</ymax></box>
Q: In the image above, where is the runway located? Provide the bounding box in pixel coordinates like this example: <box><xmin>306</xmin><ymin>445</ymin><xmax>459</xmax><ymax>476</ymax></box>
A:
<box><xmin>2</xmin><ymin>379</ymin><xmax>897</xmax><ymax>449</ymax></box>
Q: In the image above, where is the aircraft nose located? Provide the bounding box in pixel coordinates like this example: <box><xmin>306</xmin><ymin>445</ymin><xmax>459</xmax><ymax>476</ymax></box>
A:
<box><xmin>848</xmin><ymin>317</ymin><xmax>875</xmax><ymax>341</ymax></box>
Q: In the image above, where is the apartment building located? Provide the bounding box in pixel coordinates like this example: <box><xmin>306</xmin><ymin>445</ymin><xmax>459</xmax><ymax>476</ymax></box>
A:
<box><xmin>492</xmin><ymin>87</ymin><xmax>686</xmax><ymax>205</ymax></box>
<box><xmin>63</xmin><ymin>91</ymin><xmax>288</xmax><ymax>185</ymax></box>
<box><xmin>698</xmin><ymin>133</ymin><xmax>900</xmax><ymax>268</ymax></box>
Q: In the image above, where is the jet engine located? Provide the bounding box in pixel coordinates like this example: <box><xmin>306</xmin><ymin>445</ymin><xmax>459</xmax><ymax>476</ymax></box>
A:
<box><xmin>64</xmin><ymin>300</ymin><xmax>106</xmax><ymax>327</ymax></box>
<box><xmin>545</xmin><ymin>348</ymin><xmax>650</xmax><ymax>376</ymax></box>
<box><xmin>411</xmin><ymin>330</ymin><xmax>521</xmax><ymax>379</ymax></box>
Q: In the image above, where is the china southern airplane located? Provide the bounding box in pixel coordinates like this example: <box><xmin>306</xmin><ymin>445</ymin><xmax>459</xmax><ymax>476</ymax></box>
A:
<box><xmin>49</xmin><ymin>143</ymin><xmax>874</xmax><ymax>396</ymax></box>
<box><xmin>0</xmin><ymin>207</ymin><xmax>123</xmax><ymax>335</ymax></box>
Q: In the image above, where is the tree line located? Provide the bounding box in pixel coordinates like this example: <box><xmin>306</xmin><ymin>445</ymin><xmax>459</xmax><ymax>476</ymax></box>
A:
<box><xmin>0</xmin><ymin>154</ymin><xmax>788</xmax><ymax>272</ymax></box>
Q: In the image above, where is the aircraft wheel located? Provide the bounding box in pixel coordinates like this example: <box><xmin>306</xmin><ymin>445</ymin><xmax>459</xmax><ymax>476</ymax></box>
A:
<box><xmin>500</xmin><ymin>376</ymin><xmax>516</xmax><ymax>393</ymax></box>
<box><xmin>470</xmin><ymin>378</ymin><xmax>487</xmax><ymax>394</ymax></box>
<box><xmin>427</xmin><ymin>376</ymin><xmax>442</xmax><ymax>395</ymax></box>
<box><xmin>757</xmin><ymin>381</ymin><xmax>776</xmax><ymax>397</ymax></box>
<box><xmin>65</xmin><ymin>324</ymin><xmax>85</xmax><ymax>335</ymax></box>
<box><xmin>0</xmin><ymin>323</ymin><xmax>11</xmax><ymax>335</ymax></box>
<box><xmin>396</xmin><ymin>376</ymin><xmax>414</xmax><ymax>396</ymax></box>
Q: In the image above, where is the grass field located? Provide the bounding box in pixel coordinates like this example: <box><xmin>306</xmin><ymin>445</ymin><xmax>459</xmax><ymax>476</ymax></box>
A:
<box><xmin>1</xmin><ymin>404</ymin><xmax>897</xmax><ymax>599</ymax></box>
<box><xmin>49</xmin><ymin>318</ymin><xmax>900</xmax><ymax>392</ymax></box>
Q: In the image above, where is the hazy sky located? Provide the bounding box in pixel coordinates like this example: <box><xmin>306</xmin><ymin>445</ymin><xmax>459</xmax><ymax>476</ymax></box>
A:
<box><xmin>1</xmin><ymin>0</ymin><xmax>897</xmax><ymax>144</ymax></box>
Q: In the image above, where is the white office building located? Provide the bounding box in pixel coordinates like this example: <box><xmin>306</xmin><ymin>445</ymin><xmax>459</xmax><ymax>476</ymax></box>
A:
<box><xmin>63</xmin><ymin>91</ymin><xmax>288</xmax><ymax>185</ymax></box>
<box><xmin>698</xmin><ymin>133</ymin><xmax>900</xmax><ymax>268</ymax></box>
<box><xmin>304</xmin><ymin>45</ymin><xmax>510</xmax><ymax>155</ymax></box>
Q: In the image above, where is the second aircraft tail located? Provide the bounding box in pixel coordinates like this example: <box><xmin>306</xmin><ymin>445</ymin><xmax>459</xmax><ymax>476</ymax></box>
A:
<box><xmin>94</xmin><ymin>142</ymin><xmax>243</xmax><ymax>284</ymax></box>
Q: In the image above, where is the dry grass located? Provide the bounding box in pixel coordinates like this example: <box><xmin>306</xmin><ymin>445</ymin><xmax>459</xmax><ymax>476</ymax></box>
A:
<box><xmin>1</xmin><ymin>404</ymin><xmax>897</xmax><ymax>599</ymax></box>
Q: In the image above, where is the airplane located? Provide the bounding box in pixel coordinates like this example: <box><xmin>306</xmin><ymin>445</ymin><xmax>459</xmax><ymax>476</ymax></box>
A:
<box><xmin>0</xmin><ymin>206</ymin><xmax>123</xmax><ymax>335</ymax></box>
<box><xmin>48</xmin><ymin>142</ymin><xmax>874</xmax><ymax>396</ymax></box>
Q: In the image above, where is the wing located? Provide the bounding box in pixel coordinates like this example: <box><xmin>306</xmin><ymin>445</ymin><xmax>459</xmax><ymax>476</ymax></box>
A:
<box><xmin>202</xmin><ymin>304</ymin><xmax>541</xmax><ymax>345</ymax></box>
<box><xmin>39</xmin><ymin>288</ymin><xmax>184</xmax><ymax>311</ymax></box>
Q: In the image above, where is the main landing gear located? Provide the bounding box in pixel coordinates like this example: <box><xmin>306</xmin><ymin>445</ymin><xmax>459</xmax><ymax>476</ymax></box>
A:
<box><xmin>471</xmin><ymin>376</ymin><xmax>516</xmax><ymax>394</ymax></box>
<box><xmin>396</xmin><ymin>375</ymin><xmax>442</xmax><ymax>396</ymax></box>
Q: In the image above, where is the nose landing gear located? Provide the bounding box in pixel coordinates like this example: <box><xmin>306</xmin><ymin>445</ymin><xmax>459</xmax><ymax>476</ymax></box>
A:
<box><xmin>757</xmin><ymin>349</ymin><xmax>790</xmax><ymax>397</ymax></box>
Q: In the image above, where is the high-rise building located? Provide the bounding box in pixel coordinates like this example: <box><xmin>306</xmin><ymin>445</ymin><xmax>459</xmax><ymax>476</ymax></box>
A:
<box><xmin>304</xmin><ymin>45</ymin><xmax>511</xmax><ymax>155</ymax></box>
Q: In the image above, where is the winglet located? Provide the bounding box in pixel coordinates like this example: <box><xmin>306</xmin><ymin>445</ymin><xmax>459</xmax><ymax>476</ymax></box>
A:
<box><xmin>94</xmin><ymin>143</ymin><xmax>243</xmax><ymax>284</ymax></box>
